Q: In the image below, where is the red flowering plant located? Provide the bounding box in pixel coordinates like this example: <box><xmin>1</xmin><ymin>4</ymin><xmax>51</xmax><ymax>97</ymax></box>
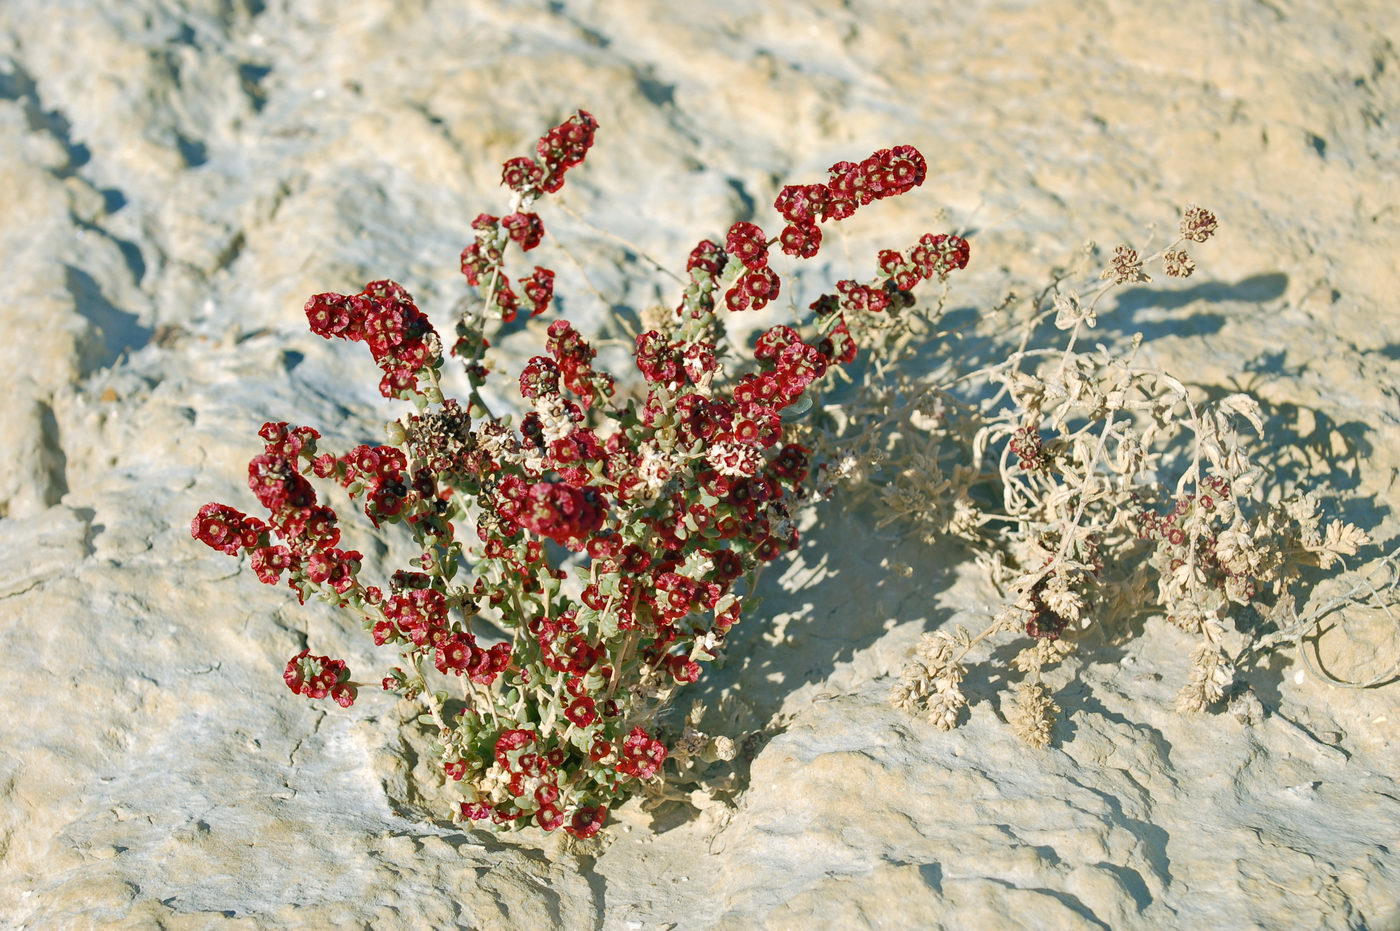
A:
<box><xmin>192</xmin><ymin>110</ymin><xmax>968</xmax><ymax>836</ymax></box>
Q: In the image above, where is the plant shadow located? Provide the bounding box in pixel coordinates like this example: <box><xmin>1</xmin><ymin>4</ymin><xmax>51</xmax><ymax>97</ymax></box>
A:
<box><xmin>1098</xmin><ymin>272</ymin><xmax>1288</xmax><ymax>342</ymax></box>
<box><xmin>643</xmin><ymin>508</ymin><xmax>962</xmax><ymax>831</ymax></box>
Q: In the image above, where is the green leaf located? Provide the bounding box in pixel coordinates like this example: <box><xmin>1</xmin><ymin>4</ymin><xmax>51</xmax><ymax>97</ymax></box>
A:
<box><xmin>719</xmin><ymin>255</ymin><xmax>744</xmax><ymax>287</ymax></box>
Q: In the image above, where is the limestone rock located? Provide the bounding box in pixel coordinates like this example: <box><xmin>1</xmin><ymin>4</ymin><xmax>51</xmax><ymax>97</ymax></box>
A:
<box><xmin>2</xmin><ymin>0</ymin><xmax>1398</xmax><ymax>927</ymax></box>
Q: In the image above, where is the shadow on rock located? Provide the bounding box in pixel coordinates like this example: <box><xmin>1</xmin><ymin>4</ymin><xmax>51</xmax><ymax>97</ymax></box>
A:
<box><xmin>1102</xmin><ymin>272</ymin><xmax>1288</xmax><ymax>341</ymax></box>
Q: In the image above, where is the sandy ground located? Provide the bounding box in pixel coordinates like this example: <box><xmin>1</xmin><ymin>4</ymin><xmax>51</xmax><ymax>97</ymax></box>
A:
<box><xmin>2</xmin><ymin>0</ymin><xmax>1398</xmax><ymax>927</ymax></box>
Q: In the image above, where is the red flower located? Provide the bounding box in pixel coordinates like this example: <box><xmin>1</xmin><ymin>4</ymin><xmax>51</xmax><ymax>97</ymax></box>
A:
<box><xmin>501</xmin><ymin>156</ymin><xmax>544</xmax><ymax>194</ymax></box>
<box><xmin>773</xmin><ymin>183</ymin><xmax>829</xmax><ymax>224</ymax></box>
<box><xmin>779</xmin><ymin>221</ymin><xmax>821</xmax><ymax>259</ymax></box>
<box><xmin>536</xmin><ymin>804</ymin><xmax>566</xmax><ymax>831</ymax></box>
<box><xmin>249</xmin><ymin>544</ymin><xmax>296</xmax><ymax>585</ymax></box>
<box><xmin>305</xmin><ymin>547</ymin><xmax>362</xmax><ymax>593</ymax></box>
<box><xmin>565</xmin><ymin>804</ymin><xmax>608</xmax><ymax>839</ymax></box>
<box><xmin>725</xmin><ymin>266</ymin><xmax>781</xmax><ymax>312</ymax></box>
<box><xmin>686</xmin><ymin>239</ymin><xmax>726</xmax><ymax>277</ymax></box>
<box><xmin>304</xmin><ymin>280</ymin><xmax>440</xmax><ymax>399</ymax></box>
<box><xmin>330</xmin><ymin>682</ymin><xmax>357</xmax><ymax>708</ymax></box>
<box><xmin>495</xmin><ymin>728</ymin><xmax>537</xmax><ymax>769</ymax></box>
<box><xmin>564</xmin><ymin>696</ymin><xmax>598</xmax><ymax>728</ymax></box>
<box><xmin>461</xmin><ymin>801</ymin><xmax>493</xmax><ymax>821</ymax></box>
<box><xmin>503</xmin><ymin>212</ymin><xmax>546</xmax><ymax>252</ymax></box>
<box><xmin>523</xmin><ymin>267</ymin><xmax>556</xmax><ymax>316</ymax></box>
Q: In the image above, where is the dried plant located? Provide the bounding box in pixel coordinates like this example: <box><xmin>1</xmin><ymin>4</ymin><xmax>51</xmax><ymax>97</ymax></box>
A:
<box><xmin>821</xmin><ymin>208</ymin><xmax>1391</xmax><ymax>744</ymax></box>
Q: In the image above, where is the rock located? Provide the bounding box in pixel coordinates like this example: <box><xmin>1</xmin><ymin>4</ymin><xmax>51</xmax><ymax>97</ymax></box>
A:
<box><xmin>2</xmin><ymin>0</ymin><xmax>1398</xmax><ymax>927</ymax></box>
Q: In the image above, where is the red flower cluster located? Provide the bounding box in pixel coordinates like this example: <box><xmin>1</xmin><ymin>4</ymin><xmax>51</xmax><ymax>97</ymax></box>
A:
<box><xmin>812</xmin><ymin>231</ymin><xmax>973</xmax><ymax>320</ymax></box>
<box><xmin>822</xmin><ymin>145</ymin><xmax>927</xmax><ymax>218</ymax></box>
<box><xmin>343</xmin><ymin>443</ymin><xmax>411</xmax><ymax>520</ymax></box>
<box><xmin>533</xmin><ymin>109</ymin><xmax>599</xmax><ymax>193</ymax></box>
<box><xmin>1134</xmin><ymin>475</ymin><xmax>1251</xmax><ymax>603</ymax></box>
<box><xmin>677</xmin><ymin>238</ymin><xmax>728</xmax><ymax>317</ymax></box>
<box><xmin>284</xmin><ymin>649</ymin><xmax>357</xmax><ymax>707</ymax></box>
<box><xmin>377</xmin><ymin>587</ymin><xmax>448</xmax><ymax>645</ymax></box>
<box><xmin>454</xmin><ymin>728</ymin><xmax>608</xmax><ymax>834</ymax></box>
<box><xmin>718</xmin><ymin>222</ymin><xmax>780</xmax><ymax>311</ymax></box>
<box><xmin>459</xmin><ymin>214</ymin><xmax>530</xmax><ymax>321</ymax></box>
<box><xmin>907</xmin><ymin>232</ymin><xmax>971</xmax><ymax>282</ymax></box>
<box><xmin>501</xmin><ymin>157</ymin><xmax>543</xmax><ymax>194</ymax></box>
<box><xmin>435</xmin><ymin>634</ymin><xmax>512</xmax><ymax>684</ymax></box>
<box><xmin>545</xmin><ymin>319</ymin><xmax>614</xmax><ymax>405</ymax></box>
<box><xmin>196</xmin><ymin>422</ymin><xmax>368</xmax><ymax>605</ymax></box>
<box><xmin>724</xmin><ymin>265</ymin><xmax>782</xmax><ymax>313</ymax></box>
<box><xmin>522</xmin><ymin>267</ymin><xmax>555</xmax><ymax>317</ymax></box>
<box><xmin>772</xmin><ymin>145</ymin><xmax>928</xmax><ymax>261</ymax></box>
<box><xmin>191</xmin><ymin>503</ymin><xmax>265</xmax><ymax>556</ymax></box>
<box><xmin>634</xmin><ymin>331</ymin><xmax>717</xmax><ymax>387</ymax></box>
<box><xmin>460</xmin><ymin>213</ymin><xmax>504</xmax><ymax>288</ymax></box>
<box><xmin>617</xmin><ymin>726</ymin><xmax>668</xmax><ymax>780</ymax></box>
<box><xmin>535</xmin><ymin>612</ymin><xmax>607</xmax><ymax>681</ymax></box>
<box><xmin>519</xmin><ymin>355</ymin><xmax>562</xmax><ymax>401</ymax></box>
<box><xmin>514</xmin><ymin>481</ymin><xmax>608</xmax><ymax>548</ymax></box>
<box><xmin>725</xmin><ymin>222</ymin><xmax>769</xmax><ymax>269</ymax></box>
<box><xmin>306</xmin><ymin>547</ymin><xmax>362</xmax><ymax>593</ymax></box>
<box><xmin>502</xmin><ymin>212</ymin><xmax>545</xmax><ymax>251</ymax></box>
<box><xmin>501</xmin><ymin>110</ymin><xmax>599</xmax><ymax>198</ymax></box>
<box><xmin>459</xmin><ymin>113</ymin><xmax>597</xmax><ymax>327</ymax></box>
<box><xmin>778</xmin><ymin>220</ymin><xmax>821</xmax><ymax>259</ymax></box>
<box><xmin>305</xmin><ymin>280</ymin><xmax>440</xmax><ymax>399</ymax></box>
<box><xmin>717</xmin><ymin>148</ymin><xmax>937</xmax><ymax>312</ymax></box>
<box><xmin>736</xmin><ymin>324</ymin><xmax>830</xmax><ymax>414</ymax></box>
<box><xmin>1009</xmin><ymin>425</ymin><xmax>1047</xmax><ymax>471</ymax></box>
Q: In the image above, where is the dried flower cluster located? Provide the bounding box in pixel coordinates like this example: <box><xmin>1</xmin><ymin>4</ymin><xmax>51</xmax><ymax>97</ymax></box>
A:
<box><xmin>194</xmin><ymin>110</ymin><xmax>973</xmax><ymax>835</ymax></box>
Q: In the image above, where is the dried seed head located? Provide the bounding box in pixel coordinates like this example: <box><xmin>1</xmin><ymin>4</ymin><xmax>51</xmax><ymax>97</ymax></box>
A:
<box><xmin>1180</xmin><ymin>205</ymin><xmax>1218</xmax><ymax>243</ymax></box>
<box><xmin>1008</xmin><ymin>680</ymin><xmax>1058</xmax><ymax>748</ymax></box>
<box><xmin>1101</xmin><ymin>245</ymin><xmax>1150</xmax><ymax>285</ymax></box>
<box><xmin>1163</xmin><ymin>249</ymin><xmax>1196</xmax><ymax>278</ymax></box>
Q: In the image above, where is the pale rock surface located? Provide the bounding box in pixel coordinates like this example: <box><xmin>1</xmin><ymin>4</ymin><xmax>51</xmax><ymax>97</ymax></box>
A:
<box><xmin>2</xmin><ymin>0</ymin><xmax>1399</xmax><ymax>928</ymax></box>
